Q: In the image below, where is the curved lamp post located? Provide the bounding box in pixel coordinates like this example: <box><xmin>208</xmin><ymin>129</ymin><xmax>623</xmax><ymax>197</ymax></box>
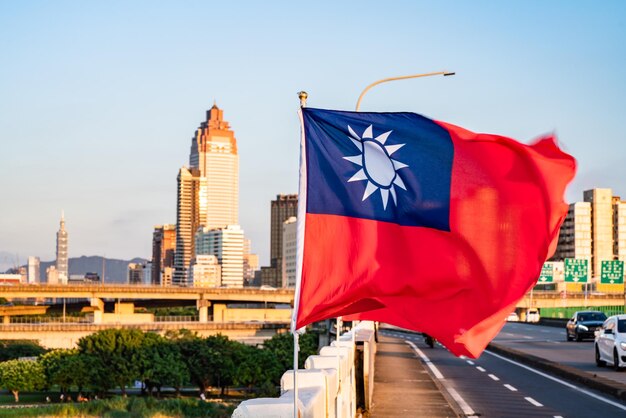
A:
<box><xmin>355</xmin><ymin>71</ymin><xmax>455</xmax><ymax>111</ymax></box>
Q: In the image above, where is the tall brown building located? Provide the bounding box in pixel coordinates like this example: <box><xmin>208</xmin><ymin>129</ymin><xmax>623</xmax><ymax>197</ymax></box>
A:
<box><xmin>173</xmin><ymin>104</ymin><xmax>239</xmax><ymax>285</ymax></box>
<box><xmin>262</xmin><ymin>194</ymin><xmax>298</xmax><ymax>287</ymax></box>
<box><xmin>152</xmin><ymin>224</ymin><xmax>176</xmax><ymax>285</ymax></box>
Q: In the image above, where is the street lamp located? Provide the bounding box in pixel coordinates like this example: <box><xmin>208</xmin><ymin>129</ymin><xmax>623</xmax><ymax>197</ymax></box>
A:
<box><xmin>355</xmin><ymin>71</ymin><xmax>455</xmax><ymax>111</ymax></box>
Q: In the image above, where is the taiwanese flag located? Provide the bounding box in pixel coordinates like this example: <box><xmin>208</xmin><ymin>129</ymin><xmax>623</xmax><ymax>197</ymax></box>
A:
<box><xmin>293</xmin><ymin>108</ymin><xmax>576</xmax><ymax>358</ymax></box>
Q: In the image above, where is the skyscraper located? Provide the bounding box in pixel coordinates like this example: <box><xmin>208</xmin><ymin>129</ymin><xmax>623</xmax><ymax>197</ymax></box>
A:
<box><xmin>189</xmin><ymin>104</ymin><xmax>239</xmax><ymax>229</ymax></box>
<box><xmin>152</xmin><ymin>224</ymin><xmax>176</xmax><ymax>285</ymax></box>
<box><xmin>262</xmin><ymin>194</ymin><xmax>298</xmax><ymax>287</ymax></box>
<box><xmin>56</xmin><ymin>211</ymin><xmax>68</xmax><ymax>283</ymax></box>
<box><xmin>173</xmin><ymin>104</ymin><xmax>239</xmax><ymax>285</ymax></box>
<box><xmin>173</xmin><ymin>167</ymin><xmax>207</xmax><ymax>285</ymax></box>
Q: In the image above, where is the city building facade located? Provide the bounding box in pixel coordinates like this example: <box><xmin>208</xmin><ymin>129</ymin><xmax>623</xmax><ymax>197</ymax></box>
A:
<box><xmin>262</xmin><ymin>194</ymin><xmax>298</xmax><ymax>287</ymax></box>
<box><xmin>282</xmin><ymin>216</ymin><xmax>297</xmax><ymax>288</ymax></box>
<box><xmin>243</xmin><ymin>238</ymin><xmax>259</xmax><ymax>286</ymax></box>
<box><xmin>27</xmin><ymin>256</ymin><xmax>40</xmax><ymax>284</ymax></box>
<box><xmin>188</xmin><ymin>254</ymin><xmax>221</xmax><ymax>287</ymax></box>
<box><xmin>152</xmin><ymin>224</ymin><xmax>176</xmax><ymax>285</ymax></box>
<box><xmin>196</xmin><ymin>225</ymin><xmax>244</xmax><ymax>287</ymax></box>
<box><xmin>128</xmin><ymin>263</ymin><xmax>144</xmax><ymax>285</ymax></box>
<box><xmin>552</xmin><ymin>188</ymin><xmax>626</xmax><ymax>289</ymax></box>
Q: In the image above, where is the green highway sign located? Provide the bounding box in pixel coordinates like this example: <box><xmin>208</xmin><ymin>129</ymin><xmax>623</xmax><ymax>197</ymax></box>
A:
<box><xmin>538</xmin><ymin>263</ymin><xmax>554</xmax><ymax>283</ymax></box>
<box><xmin>600</xmin><ymin>260</ymin><xmax>624</xmax><ymax>284</ymax></box>
<box><xmin>565</xmin><ymin>259</ymin><xmax>588</xmax><ymax>283</ymax></box>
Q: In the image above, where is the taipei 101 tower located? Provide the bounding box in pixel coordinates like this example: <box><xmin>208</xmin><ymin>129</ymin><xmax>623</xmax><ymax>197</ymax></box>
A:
<box><xmin>56</xmin><ymin>211</ymin><xmax>69</xmax><ymax>283</ymax></box>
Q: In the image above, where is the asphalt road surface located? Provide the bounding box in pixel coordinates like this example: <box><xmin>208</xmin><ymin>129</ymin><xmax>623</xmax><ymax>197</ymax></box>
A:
<box><xmin>494</xmin><ymin>322</ymin><xmax>626</xmax><ymax>387</ymax></box>
<box><xmin>381</xmin><ymin>327</ymin><xmax>626</xmax><ymax>418</ymax></box>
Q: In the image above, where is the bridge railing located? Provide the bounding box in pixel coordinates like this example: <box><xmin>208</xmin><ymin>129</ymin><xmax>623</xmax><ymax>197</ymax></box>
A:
<box><xmin>154</xmin><ymin>315</ymin><xmax>202</xmax><ymax>322</ymax></box>
<box><xmin>8</xmin><ymin>316</ymin><xmax>92</xmax><ymax>324</ymax></box>
<box><xmin>232</xmin><ymin>321</ymin><xmax>377</xmax><ymax>418</ymax></box>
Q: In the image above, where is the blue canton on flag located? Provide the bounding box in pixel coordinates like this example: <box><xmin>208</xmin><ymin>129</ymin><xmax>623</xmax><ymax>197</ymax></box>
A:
<box><xmin>302</xmin><ymin>108</ymin><xmax>454</xmax><ymax>231</ymax></box>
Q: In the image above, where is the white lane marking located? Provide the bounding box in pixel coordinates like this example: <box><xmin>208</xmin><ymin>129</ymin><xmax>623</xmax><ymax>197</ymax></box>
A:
<box><xmin>525</xmin><ymin>397</ymin><xmax>543</xmax><ymax>407</ymax></box>
<box><xmin>554</xmin><ymin>416</ymin><xmax>564</xmax><ymax>418</ymax></box>
<box><xmin>488</xmin><ymin>374</ymin><xmax>500</xmax><ymax>381</ymax></box>
<box><xmin>466</xmin><ymin>360</ymin><xmax>475</xmax><ymax>365</ymax></box>
<box><xmin>406</xmin><ymin>341</ymin><xmax>475</xmax><ymax>416</ymax></box>
<box><xmin>523</xmin><ymin>336</ymin><xmax>533</xmax><ymax>339</ymax></box>
<box><xmin>476</xmin><ymin>366</ymin><xmax>486</xmax><ymax>372</ymax></box>
<box><xmin>486</xmin><ymin>350</ymin><xmax>626</xmax><ymax>411</ymax></box>
<box><xmin>541</xmin><ymin>330</ymin><xmax>550</xmax><ymax>333</ymax></box>
<box><xmin>446</xmin><ymin>387</ymin><xmax>476</xmax><ymax>417</ymax></box>
<box><xmin>503</xmin><ymin>384</ymin><xmax>517</xmax><ymax>391</ymax></box>
<box><xmin>406</xmin><ymin>341</ymin><xmax>443</xmax><ymax>379</ymax></box>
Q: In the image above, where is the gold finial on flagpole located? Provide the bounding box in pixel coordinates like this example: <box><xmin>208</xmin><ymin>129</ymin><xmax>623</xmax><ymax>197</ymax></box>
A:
<box><xmin>298</xmin><ymin>91</ymin><xmax>308</xmax><ymax>107</ymax></box>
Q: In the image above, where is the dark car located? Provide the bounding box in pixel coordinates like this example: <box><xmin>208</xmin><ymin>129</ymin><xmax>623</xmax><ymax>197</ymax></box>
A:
<box><xmin>566</xmin><ymin>311</ymin><xmax>607</xmax><ymax>341</ymax></box>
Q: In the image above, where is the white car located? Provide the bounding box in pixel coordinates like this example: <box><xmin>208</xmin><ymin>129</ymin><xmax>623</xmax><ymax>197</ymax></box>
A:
<box><xmin>506</xmin><ymin>312</ymin><xmax>519</xmax><ymax>322</ymax></box>
<box><xmin>594</xmin><ymin>314</ymin><xmax>626</xmax><ymax>370</ymax></box>
<box><xmin>526</xmin><ymin>309</ymin><xmax>540</xmax><ymax>323</ymax></box>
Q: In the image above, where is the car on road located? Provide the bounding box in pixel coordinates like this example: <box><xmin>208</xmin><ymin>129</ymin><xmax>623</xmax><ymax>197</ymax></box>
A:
<box><xmin>526</xmin><ymin>308</ymin><xmax>540</xmax><ymax>323</ymax></box>
<box><xmin>506</xmin><ymin>311</ymin><xmax>519</xmax><ymax>322</ymax></box>
<box><xmin>566</xmin><ymin>310</ymin><xmax>607</xmax><ymax>342</ymax></box>
<box><xmin>594</xmin><ymin>314</ymin><xmax>626</xmax><ymax>370</ymax></box>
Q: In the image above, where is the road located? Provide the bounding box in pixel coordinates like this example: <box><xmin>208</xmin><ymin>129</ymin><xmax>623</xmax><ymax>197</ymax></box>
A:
<box><xmin>381</xmin><ymin>326</ymin><xmax>626</xmax><ymax>418</ymax></box>
<box><xmin>494</xmin><ymin>322</ymin><xmax>626</xmax><ymax>387</ymax></box>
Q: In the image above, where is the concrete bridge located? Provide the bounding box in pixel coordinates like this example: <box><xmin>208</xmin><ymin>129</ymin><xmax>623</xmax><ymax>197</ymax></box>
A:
<box><xmin>0</xmin><ymin>321</ymin><xmax>290</xmax><ymax>349</ymax></box>
<box><xmin>0</xmin><ymin>284</ymin><xmax>295</xmax><ymax>324</ymax></box>
<box><xmin>516</xmin><ymin>291</ymin><xmax>625</xmax><ymax>308</ymax></box>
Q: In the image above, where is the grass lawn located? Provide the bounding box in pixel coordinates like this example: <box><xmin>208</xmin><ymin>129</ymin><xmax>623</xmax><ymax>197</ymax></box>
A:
<box><xmin>0</xmin><ymin>395</ymin><xmax>237</xmax><ymax>417</ymax></box>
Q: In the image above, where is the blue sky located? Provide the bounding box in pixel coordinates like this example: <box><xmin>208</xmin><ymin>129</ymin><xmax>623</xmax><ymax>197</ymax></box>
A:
<box><xmin>1</xmin><ymin>1</ymin><xmax>625</xmax><ymax>269</ymax></box>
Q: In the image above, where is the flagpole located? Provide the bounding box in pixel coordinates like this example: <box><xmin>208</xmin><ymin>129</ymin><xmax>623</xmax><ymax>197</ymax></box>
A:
<box><xmin>292</xmin><ymin>90</ymin><xmax>309</xmax><ymax>418</ymax></box>
<box><xmin>355</xmin><ymin>70</ymin><xmax>455</xmax><ymax>111</ymax></box>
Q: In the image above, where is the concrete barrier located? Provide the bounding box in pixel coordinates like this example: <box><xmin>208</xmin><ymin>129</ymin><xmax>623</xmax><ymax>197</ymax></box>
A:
<box><xmin>232</xmin><ymin>321</ymin><xmax>377</xmax><ymax>418</ymax></box>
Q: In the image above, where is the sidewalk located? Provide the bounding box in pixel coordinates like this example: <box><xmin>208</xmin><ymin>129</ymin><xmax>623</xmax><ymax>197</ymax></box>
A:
<box><xmin>368</xmin><ymin>334</ymin><xmax>457</xmax><ymax>417</ymax></box>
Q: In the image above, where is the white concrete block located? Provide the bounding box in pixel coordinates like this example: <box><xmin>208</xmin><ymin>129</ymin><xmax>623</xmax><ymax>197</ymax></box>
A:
<box><xmin>232</xmin><ymin>396</ymin><xmax>303</xmax><ymax>418</ymax></box>
<box><xmin>281</xmin><ymin>387</ymin><xmax>326</xmax><ymax>418</ymax></box>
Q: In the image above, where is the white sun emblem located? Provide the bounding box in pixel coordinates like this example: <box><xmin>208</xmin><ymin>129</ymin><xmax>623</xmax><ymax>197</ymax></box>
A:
<box><xmin>342</xmin><ymin>125</ymin><xmax>409</xmax><ymax>210</ymax></box>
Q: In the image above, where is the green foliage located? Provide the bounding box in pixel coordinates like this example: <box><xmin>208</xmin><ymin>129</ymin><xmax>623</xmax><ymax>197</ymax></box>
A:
<box><xmin>150</xmin><ymin>306</ymin><xmax>198</xmax><ymax>317</ymax></box>
<box><xmin>0</xmin><ymin>340</ymin><xmax>47</xmax><ymax>361</ymax></box>
<box><xmin>40</xmin><ymin>348</ymin><xmax>96</xmax><ymax>393</ymax></box>
<box><xmin>141</xmin><ymin>337</ymin><xmax>189</xmax><ymax>395</ymax></box>
<box><xmin>176</xmin><ymin>335</ymin><xmax>215</xmax><ymax>393</ymax></box>
<box><xmin>0</xmin><ymin>359</ymin><xmax>46</xmax><ymax>402</ymax></box>
<box><xmin>77</xmin><ymin>329</ymin><xmax>146</xmax><ymax>395</ymax></box>
<box><xmin>205</xmin><ymin>335</ymin><xmax>238</xmax><ymax>393</ymax></box>
<box><xmin>234</xmin><ymin>345</ymin><xmax>281</xmax><ymax>395</ymax></box>
<box><xmin>263</xmin><ymin>331</ymin><xmax>319</xmax><ymax>370</ymax></box>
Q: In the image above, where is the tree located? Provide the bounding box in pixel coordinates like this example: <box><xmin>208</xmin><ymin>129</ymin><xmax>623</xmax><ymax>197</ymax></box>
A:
<box><xmin>175</xmin><ymin>336</ymin><xmax>215</xmax><ymax>395</ymax></box>
<box><xmin>0</xmin><ymin>359</ymin><xmax>46</xmax><ymax>402</ymax></box>
<box><xmin>77</xmin><ymin>329</ymin><xmax>145</xmax><ymax>396</ymax></box>
<box><xmin>263</xmin><ymin>331</ymin><xmax>319</xmax><ymax>371</ymax></box>
<box><xmin>234</xmin><ymin>345</ymin><xmax>282</xmax><ymax>395</ymax></box>
<box><xmin>205</xmin><ymin>335</ymin><xmax>238</xmax><ymax>395</ymax></box>
<box><xmin>40</xmin><ymin>349</ymin><xmax>96</xmax><ymax>395</ymax></box>
<box><xmin>143</xmin><ymin>339</ymin><xmax>189</xmax><ymax>397</ymax></box>
<box><xmin>0</xmin><ymin>340</ymin><xmax>47</xmax><ymax>362</ymax></box>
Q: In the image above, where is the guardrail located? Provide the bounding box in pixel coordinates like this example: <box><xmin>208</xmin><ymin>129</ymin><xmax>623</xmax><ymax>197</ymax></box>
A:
<box><xmin>232</xmin><ymin>321</ymin><xmax>377</xmax><ymax>418</ymax></box>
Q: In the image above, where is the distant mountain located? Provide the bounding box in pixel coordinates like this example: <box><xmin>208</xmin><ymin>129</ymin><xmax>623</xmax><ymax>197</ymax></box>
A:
<box><xmin>36</xmin><ymin>256</ymin><xmax>149</xmax><ymax>284</ymax></box>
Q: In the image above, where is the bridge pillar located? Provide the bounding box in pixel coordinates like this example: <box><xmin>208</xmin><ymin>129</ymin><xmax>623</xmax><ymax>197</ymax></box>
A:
<box><xmin>197</xmin><ymin>300</ymin><xmax>211</xmax><ymax>323</ymax></box>
<box><xmin>91</xmin><ymin>298</ymin><xmax>104</xmax><ymax>324</ymax></box>
<box><xmin>3</xmin><ymin>316</ymin><xmax>9</xmax><ymax>324</ymax></box>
